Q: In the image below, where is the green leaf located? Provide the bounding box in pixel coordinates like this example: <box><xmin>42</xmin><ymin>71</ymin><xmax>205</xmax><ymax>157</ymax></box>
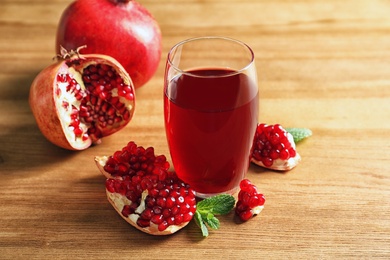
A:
<box><xmin>286</xmin><ymin>128</ymin><xmax>312</xmax><ymax>143</ymax></box>
<box><xmin>196</xmin><ymin>194</ymin><xmax>235</xmax><ymax>215</ymax></box>
<box><xmin>194</xmin><ymin>194</ymin><xmax>235</xmax><ymax>237</ymax></box>
<box><xmin>194</xmin><ymin>210</ymin><xmax>209</xmax><ymax>237</ymax></box>
<box><xmin>205</xmin><ymin>214</ymin><xmax>220</xmax><ymax>230</ymax></box>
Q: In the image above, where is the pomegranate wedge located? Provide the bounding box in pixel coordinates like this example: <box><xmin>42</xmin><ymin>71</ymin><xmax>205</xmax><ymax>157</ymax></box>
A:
<box><xmin>251</xmin><ymin>124</ymin><xmax>301</xmax><ymax>171</ymax></box>
<box><xmin>95</xmin><ymin>141</ymin><xmax>196</xmax><ymax>235</ymax></box>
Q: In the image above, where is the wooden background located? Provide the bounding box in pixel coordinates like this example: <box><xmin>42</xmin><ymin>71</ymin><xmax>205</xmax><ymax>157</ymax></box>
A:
<box><xmin>1</xmin><ymin>0</ymin><xmax>389</xmax><ymax>259</ymax></box>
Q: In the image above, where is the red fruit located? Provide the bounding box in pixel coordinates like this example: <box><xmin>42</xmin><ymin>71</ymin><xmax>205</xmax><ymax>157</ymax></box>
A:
<box><xmin>95</xmin><ymin>141</ymin><xmax>196</xmax><ymax>235</ymax></box>
<box><xmin>235</xmin><ymin>179</ymin><xmax>265</xmax><ymax>222</ymax></box>
<box><xmin>29</xmin><ymin>46</ymin><xmax>135</xmax><ymax>150</ymax></box>
<box><xmin>251</xmin><ymin>123</ymin><xmax>301</xmax><ymax>171</ymax></box>
<box><xmin>56</xmin><ymin>0</ymin><xmax>162</xmax><ymax>89</ymax></box>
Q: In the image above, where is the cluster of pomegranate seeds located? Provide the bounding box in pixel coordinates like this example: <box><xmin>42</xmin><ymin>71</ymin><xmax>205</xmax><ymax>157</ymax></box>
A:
<box><xmin>82</xmin><ymin>64</ymin><xmax>134</xmax><ymax>102</ymax></box>
<box><xmin>103</xmin><ymin>141</ymin><xmax>170</xmax><ymax>178</ymax></box>
<box><xmin>55</xmin><ymin>63</ymin><xmax>135</xmax><ymax>142</ymax></box>
<box><xmin>101</xmin><ymin>141</ymin><xmax>196</xmax><ymax>233</ymax></box>
<box><xmin>252</xmin><ymin>123</ymin><xmax>297</xmax><ymax>168</ymax></box>
<box><xmin>235</xmin><ymin>179</ymin><xmax>265</xmax><ymax>222</ymax></box>
<box><xmin>108</xmin><ymin>172</ymin><xmax>196</xmax><ymax>232</ymax></box>
<box><xmin>81</xmin><ymin>64</ymin><xmax>133</xmax><ymax>140</ymax></box>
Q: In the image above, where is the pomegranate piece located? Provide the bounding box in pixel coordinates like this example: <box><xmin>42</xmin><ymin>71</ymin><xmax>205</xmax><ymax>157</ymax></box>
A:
<box><xmin>95</xmin><ymin>141</ymin><xmax>196</xmax><ymax>235</ymax></box>
<box><xmin>235</xmin><ymin>179</ymin><xmax>265</xmax><ymax>222</ymax></box>
<box><xmin>29</xmin><ymin>47</ymin><xmax>135</xmax><ymax>150</ymax></box>
<box><xmin>56</xmin><ymin>0</ymin><xmax>162</xmax><ymax>89</ymax></box>
<box><xmin>251</xmin><ymin>123</ymin><xmax>301</xmax><ymax>171</ymax></box>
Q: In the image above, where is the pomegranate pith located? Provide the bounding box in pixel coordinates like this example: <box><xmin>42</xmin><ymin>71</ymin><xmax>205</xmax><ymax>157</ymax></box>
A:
<box><xmin>251</xmin><ymin>123</ymin><xmax>301</xmax><ymax>171</ymax></box>
<box><xmin>29</xmin><ymin>49</ymin><xmax>135</xmax><ymax>150</ymax></box>
<box><xmin>95</xmin><ymin>141</ymin><xmax>196</xmax><ymax>235</ymax></box>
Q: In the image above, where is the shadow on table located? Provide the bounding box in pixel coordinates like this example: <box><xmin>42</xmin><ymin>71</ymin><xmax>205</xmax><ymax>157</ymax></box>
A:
<box><xmin>0</xmin><ymin>71</ymin><xmax>77</xmax><ymax>176</ymax></box>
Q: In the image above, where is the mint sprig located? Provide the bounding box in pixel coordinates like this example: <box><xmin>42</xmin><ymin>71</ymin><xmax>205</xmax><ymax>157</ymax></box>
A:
<box><xmin>194</xmin><ymin>194</ymin><xmax>235</xmax><ymax>237</ymax></box>
<box><xmin>286</xmin><ymin>128</ymin><xmax>312</xmax><ymax>143</ymax></box>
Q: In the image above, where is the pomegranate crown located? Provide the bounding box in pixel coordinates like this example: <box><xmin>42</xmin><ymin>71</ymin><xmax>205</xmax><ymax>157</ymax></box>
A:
<box><xmin>55</xmin><ymin>45</ymin><xmax>87</xmax><ymax>61</ymax></box>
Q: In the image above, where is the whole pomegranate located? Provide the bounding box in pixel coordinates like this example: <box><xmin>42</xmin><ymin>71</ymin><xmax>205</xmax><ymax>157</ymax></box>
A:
<box><xmin>56</xmin><ymin>0</ymin><xmax>162</xmax><ymax>89</ymax></box>
<box><xmin>29</xmin><ymin>46</ymin><xmax>135</xmax><ymax>150</ymax></box>
<box><xmin>95</xmin><ymin>141</ymin><xmax>196</xmax><ymax>235</ymax></box>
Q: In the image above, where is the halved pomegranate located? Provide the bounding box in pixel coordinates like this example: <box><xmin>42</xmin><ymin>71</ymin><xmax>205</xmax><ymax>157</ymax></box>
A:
<box><xmin>251</xmin><ymin>123</ymin><xmax>301</xmax><ymax>171</ymax></box>
<box><xmin>29</xmin><ymin>46</ymin><xmax>135</xmax><ymax>150</ymax></box>
<box><xmin>95</xmin><ymin>141</ymin><xmax>196</xmax><ymax>235</ymax></box>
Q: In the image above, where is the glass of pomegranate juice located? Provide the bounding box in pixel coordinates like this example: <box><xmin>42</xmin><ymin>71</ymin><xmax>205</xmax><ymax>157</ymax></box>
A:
<box><xmin>164</xmin><ymin>36</ymin><xmax>259</xmax><ymax>198</ymax></box>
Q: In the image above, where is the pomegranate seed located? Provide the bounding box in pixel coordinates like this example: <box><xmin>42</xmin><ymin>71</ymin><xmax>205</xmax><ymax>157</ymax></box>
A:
<box><xmin>165</xmin><ymin>197</ymin><xmax>176</xmax><ymax>208</ymax></box>
<box><xmin>122</xmin><ymin>205</ymin><xmax>132</xmax><ymax>217</ymax></box>
<box><xmin>137</xmin><ymin>218</ymin><xmax>150</xmax><ymax>228</ymax></box>
<box><xmin>125</xmin><ymin>93</ymin><xmax>134</xmax><ymax>101</ymax></box>
<box><xmin>62</xmin><ymin>101</ymin><xmax>69</xmax><ymax>108</ymax></box>
<box><xmin>158</xmin><ymin>221</ymin><xmax>169</xmax><ymax>231</ymax></box>
<box><xmin>122</xmin><ymin>110</ymin><xmax>130</xmax><ymax>121</ymax></box>
<box><xmin>183</xmin><ymin>212</ymin><xmax>193</xmax><ymax>222</ymax></box>
<box><xmin>171</xmin><ymin>205</ymin><xmax>180</xmax><ymax>215</ymax></box>
<box><xmin>261</xmin><ymin>157</ymin><xmax>273</xmax><ymax>167</ymax></box>
<box><xmin>57</xmin><ymin>74</ymin><xmax>66</xmax><ymax>82</ymax></box>
<box><xmin>73</xmin><ymin>127</ymin><xmax>83</xmax><ymax>136</ymax></box>
<box><xmin>239</xmin><ymin>179</ymin><xmax>252</xmax><ymax>191</ymax></box>
<box><xmin>110</xmin><ymin>96</ymin><xmax>119</xmax><ymax>105</ymax></box>
<box><xmin>180</xmin><ymin>204</ymin><xmax>190</xmax><ymax>214</ymax></box>
<box><xmin>152</xmin><ymin>206</ymin><xmax>162</xmax><ymax>215</ymax></box>
<box><xmin>239</xmin><ymin>210</ymin><xmax>253</xmax><ymax>222</ymax></box>
<box><xmin>156</xmin><ymin>197</ymin><xmax>166</xmax><ymax>208</ymax></box>
<box><xmin>174</xmin><ymin>214</ymin><xmax>183</xmax><ymax>225</ymax></box>
<box><xmin>140</xmin><ymin>208</ymin><xmax>153</xmax><ymax>220</ymax></box>
<box><xmin>151</xmin><ymin>214</ymin><xmax>163</xmax><ymax>225</ymax></box>
<box><xmin>289</xmin><ymin>148</ymin><xmax>296</xmax><ymax>157</ymax></box>
<box><xmin>82</xmin><ymin>75</ymin><xmax>91</xmax><ymax>83</ymax></box>
<box><xmin>106</xmin><ymin>179</ymin><xmax>116</xmax><ymax>193</ymax></box>
<box><xmin>56</xmin><ymin>87</ymin><xmax>62</xmax><ymax>96</ymax></box>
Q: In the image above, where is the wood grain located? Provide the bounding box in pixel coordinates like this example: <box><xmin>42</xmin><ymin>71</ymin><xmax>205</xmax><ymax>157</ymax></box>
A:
<box><xmin>1</xmin><ymin>0</ymin><xmax>389</xmax><ymax>259</ymax></box>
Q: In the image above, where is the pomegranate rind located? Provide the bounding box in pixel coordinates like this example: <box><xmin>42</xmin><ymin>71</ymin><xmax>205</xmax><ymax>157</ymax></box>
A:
<box><xmin>29</xmin><ymin>54</ymin><xmax>135</xmax><ymax>150</ymax></box>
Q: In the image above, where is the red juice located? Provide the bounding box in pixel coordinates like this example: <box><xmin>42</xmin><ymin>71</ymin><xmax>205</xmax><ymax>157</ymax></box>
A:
<box><xmin>164</xmin><ymin>68</ymin><xmax>258</xmax><ymax>195</ymax></box>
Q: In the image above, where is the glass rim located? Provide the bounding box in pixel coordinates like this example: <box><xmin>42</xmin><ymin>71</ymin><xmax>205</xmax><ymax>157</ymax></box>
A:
<box><xmin>167</xmin><ymin>36</ymin><xmax>255</xmax><ymax>78</ymax></box>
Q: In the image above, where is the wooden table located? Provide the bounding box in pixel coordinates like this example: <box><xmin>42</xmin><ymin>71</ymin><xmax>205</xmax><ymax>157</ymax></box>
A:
<box><xmin>1</xmin><ymin>0</ymin><xmax>389</xmax><ymax>259</ymax></box>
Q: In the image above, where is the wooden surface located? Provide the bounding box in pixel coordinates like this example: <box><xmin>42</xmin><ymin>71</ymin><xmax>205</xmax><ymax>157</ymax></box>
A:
<box><xmin>1</xmin><ymin>0</ymin><xmax>390</xmax><ymax>259</ymax></box>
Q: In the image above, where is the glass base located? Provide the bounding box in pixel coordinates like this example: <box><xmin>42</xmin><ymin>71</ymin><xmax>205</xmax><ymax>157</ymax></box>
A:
<box><xmin>194</xmin><ymin>186</ymin><xmax>238</xmax><ymax>199</ymax></box>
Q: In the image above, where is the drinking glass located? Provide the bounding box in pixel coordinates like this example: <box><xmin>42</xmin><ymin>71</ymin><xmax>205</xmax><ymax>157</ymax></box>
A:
<box><xmin>164</xmin><ymin>36</ymin><xmax>259</xmax><ymax>198</ymax></box>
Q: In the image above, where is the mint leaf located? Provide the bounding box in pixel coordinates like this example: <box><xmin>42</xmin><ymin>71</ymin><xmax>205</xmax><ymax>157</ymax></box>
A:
<box><xmin>205</xmin><ymin>214</ymin><xmax>220</xmax><ymax>230</ymax></box>
<box><xmin>197</xmin><ymin>194</ymin><xmax>236</xmax><ymax>215</ymax></box>
<box><xmin>286</xmin><ymin>128</ymin><xmax>312</xmax><ymax>143</ymax></box>
<box><xmin>195</xmin><ymin>194</ymin><xmax>235</xmax><ymax>237</ymax></box>
<box><xmin>194</xmin><ymin>211</ymin><xmax>209</xmax><ymax>237</ymax></box>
